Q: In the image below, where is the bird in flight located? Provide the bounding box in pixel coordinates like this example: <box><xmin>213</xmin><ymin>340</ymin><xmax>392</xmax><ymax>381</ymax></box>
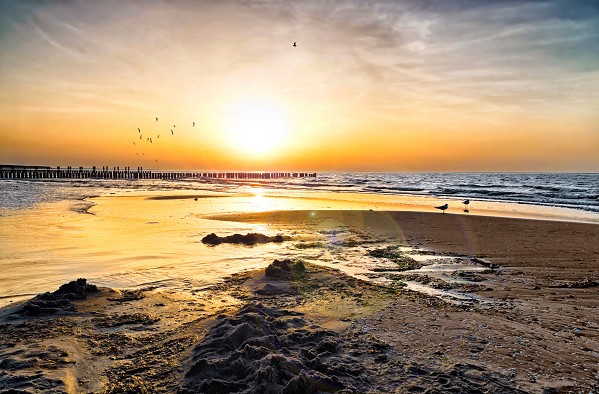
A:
<box><xmin>293</xmin><ymin>42</ymin><xmax>297</xmax><ymax>47</ymax></box>
<box><xmin>435</xmin><ymin>203</ymin><xmax>448</xmax><ymax>213</ymax></box>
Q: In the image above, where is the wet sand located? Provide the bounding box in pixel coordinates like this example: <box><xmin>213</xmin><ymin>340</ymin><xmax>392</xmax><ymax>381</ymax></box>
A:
<box><xmin>204</xmin><ymin>210</ymin><xmax>599</xmax><ymax>392</ymax></box>
<box><xmin>1</xmin><ymin>209</ymin><xmax>598</xmax><ymax>393</ymax></box>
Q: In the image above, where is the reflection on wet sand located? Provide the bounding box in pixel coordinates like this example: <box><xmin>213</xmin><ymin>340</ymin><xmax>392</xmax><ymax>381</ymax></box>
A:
<box><xmin>1</xmin><ymin>191</ymin><xmax>598</xmax><ymax>392</ymax></box>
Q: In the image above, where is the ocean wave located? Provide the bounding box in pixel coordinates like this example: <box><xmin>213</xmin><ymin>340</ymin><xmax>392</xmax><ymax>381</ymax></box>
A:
<box><xmin>1</xmin><ymin>172</ymin><xmax>598</xmax><ymax>214</ymax></box>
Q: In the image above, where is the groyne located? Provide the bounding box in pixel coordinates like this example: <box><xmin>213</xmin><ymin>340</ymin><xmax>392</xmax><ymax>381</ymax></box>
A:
<box><xmin>0</xmin><ymin>165</ymin><xmax>316</xmax><ymax>180</ymax></box>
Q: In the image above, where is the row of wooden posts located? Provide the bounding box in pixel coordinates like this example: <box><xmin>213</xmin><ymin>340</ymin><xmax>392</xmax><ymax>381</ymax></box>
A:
<box><xmin>0</xmin><ymin>166</ymin><xmax>316</xmax><ymax>180</ymax></box>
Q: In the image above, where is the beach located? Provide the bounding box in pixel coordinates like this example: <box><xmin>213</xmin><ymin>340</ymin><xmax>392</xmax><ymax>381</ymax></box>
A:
<box><xmin>1</xmin><ymin>188</ymin><xmax>598</xmax><ymax>393</ymax></box>
<box><xmin>2</xmin><ymin>0</ymin><xmax>599</xmax><ymax>391</ymax></box>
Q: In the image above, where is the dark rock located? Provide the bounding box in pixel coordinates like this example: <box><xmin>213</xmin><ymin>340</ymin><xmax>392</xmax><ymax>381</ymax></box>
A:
<box><xmin>202</xmin><ymin>233</ymin><xmax>221</xmax><ymax>245</ymax></box>
<box><xmin>202</xmin><ymin>233</ymin><xmax>285</xmax><ymax>246</ymax></box>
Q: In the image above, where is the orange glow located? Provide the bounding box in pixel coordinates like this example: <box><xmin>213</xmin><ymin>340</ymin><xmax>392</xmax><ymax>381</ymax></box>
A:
<box><xmin>0</xmin><ymin>1</ymin><xmax>598</xmax><ymax>171</ymax></box>
<box><xmin>222</xmin><ymin>98</ymin><xmax>293</xmax><ymax>157</ymax></box>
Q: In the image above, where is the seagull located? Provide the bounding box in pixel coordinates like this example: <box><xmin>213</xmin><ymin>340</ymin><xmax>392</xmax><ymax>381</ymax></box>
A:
<box><xmin>138</xmin><ymin>128</ymin><xmax>141</xmax><ymax>133</ymax></box>
<box><xmin>133</xmin><ymin>142</ymin><xmax>136</xmax><ymax>145</ymax></box>
<box><xmin>193</xmin><ymin>121</ymin><xmax>195</xmax><ymax>127</ymax></box>
<box><xmin>463</xmin><ymin>199</ymin><xmax>470</xmax><ymax>212</ymax></box>
<box><xmin>293</xmin><ymin>42</ymin><xmax>297</xmax><ymax>47</ymax></box>
<box><xmin>157</xmin><ymin>134</ymin><xmax>160</xmax><ymax>139</ymax></box>
<box><xmin>171</xmin><ymin>130</ymin><xmax>174</xmax><ymax>135</ymax></box>
<box><xmin>139</xmin><ymin>135</ymin><xmax>142</xmax><ymax>140</ymax></box>
<box><xmin>173</xmin><ymin>124</ymin><xmax>176</xmax><ymax>128</ymax></box>
<box><xmin>435</xmin><ymin>203</ymin><xmax>448</xmax><ymax>213</ymax></box>
<box><xmin>156</xmin><ymin>117</ymin><xmax>158</xmax><ymax>122</ymax></box>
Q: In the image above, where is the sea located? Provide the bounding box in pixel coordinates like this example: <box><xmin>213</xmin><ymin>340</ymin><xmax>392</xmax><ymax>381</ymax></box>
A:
<box><xmin>1</xmin><ymin>172</ymin><xmax>598</xmax><ymax>213</ymax></box>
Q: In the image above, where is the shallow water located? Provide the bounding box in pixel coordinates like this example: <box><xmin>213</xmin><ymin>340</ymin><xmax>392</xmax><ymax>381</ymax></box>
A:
<box><xmin>1</xmin><ymin>179</ymin><xmax>599</xmax><ymax>307</ymax></box>
<box><xmin>2</xmin><ymin>172</ymin><xmax>599</xmax><ymax>213</ymax></box>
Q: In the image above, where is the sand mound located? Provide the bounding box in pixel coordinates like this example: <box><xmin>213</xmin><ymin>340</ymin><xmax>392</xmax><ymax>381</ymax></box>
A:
<box><xmin>202</xmin><ymin>233</ymin><xmax>284</xmax><ymax>246</ymax></box>
<box><xmin>264</xmin><ymin>259</ymin><xmax>305</xmax><ymax>280</ymax></box>
<box><xmin>181</xmin><ymin>303</ymin><xmax>367</xmax><ymax>393</ymax></box>
<box><xmin>180</xmin><ymin>300</ymin><xmax>523</xmax><ymax>394</ymax></box>
<box><xmin>18</xmin><ymin>278</ymin><xmax>98</xmax><ymax>316</ymax></box>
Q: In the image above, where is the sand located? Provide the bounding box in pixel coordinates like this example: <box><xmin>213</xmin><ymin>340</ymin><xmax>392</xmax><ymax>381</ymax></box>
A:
<box><xmin>1</xmin><ymin>210</ymin><xmax>598</xmax><ymax>393</ymax></box>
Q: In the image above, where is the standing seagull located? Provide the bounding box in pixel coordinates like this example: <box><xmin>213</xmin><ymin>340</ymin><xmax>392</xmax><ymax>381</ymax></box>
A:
<box><xmin>293</xmin><ymin>42</ymin><xmax>297</xmax><ymax>47</ymax></box>
<box><xmin>463</xmin><ymin>199</ymin><xmax>470</xmax><ymax>212</ymax></box>
<box><xmin>435</xmin><ymin>203</ymin><xmax>448</xmax><ymax>213</ymax></box>
<box><xmin>138</xmin><ymin>128</ymin><xmax>141</xmax><ymax>133</ymax></box>
<box><xmin>193</xmin><ymin>121</ymin><xmax>195</xmax><ymax>127</ymax></box>
<box><xmin>171</xmin><ymin>130</ymin><xmax>174</xmax><ymax>135</ymax></box>
<box><xmin>156</xmin><ymin>117</ymin><xmax>158</xmax><ymax>122</ymax></box>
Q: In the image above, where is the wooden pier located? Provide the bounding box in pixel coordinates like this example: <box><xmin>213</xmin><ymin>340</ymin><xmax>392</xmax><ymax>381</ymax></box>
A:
<box><xmin>0</xmin><ymin>165</ymin><xmax>316</xmax><ymax>180</ymax></box>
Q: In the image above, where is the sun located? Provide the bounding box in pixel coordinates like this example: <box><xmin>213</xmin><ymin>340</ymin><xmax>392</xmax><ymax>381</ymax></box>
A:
<box><xmin>223</xmin><ymin>99</ymin><xmax>292</xmax><ymax>155</ymax></box>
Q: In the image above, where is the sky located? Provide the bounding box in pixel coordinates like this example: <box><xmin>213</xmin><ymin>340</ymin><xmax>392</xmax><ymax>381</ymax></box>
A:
<box><xmin>0</xmin><ymin>0</ymin><xmax>598</xmax><ymax>171</ymax></box>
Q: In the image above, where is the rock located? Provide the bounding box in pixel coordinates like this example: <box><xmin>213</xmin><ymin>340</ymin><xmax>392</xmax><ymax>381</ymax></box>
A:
<box><xmin>202</xmin><ymin>233</ymin><xmax>285</xmax><ymax>246</ymax></box>
<box><xmin>202</xmin><ymin>233</ymin><xmax>221</xmax><ymax>245</ymax></box>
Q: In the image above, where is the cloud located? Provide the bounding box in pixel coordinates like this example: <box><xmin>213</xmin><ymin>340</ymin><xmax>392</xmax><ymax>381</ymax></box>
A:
<box><xmin>31</xmin><ymin>14</ymin><xmax>90</xmax><ymax>61</ymax></box>
<box><xmin>1</xmin><ymin>0</ymin><xmax>598</xmax><ymax>125</ymax></box>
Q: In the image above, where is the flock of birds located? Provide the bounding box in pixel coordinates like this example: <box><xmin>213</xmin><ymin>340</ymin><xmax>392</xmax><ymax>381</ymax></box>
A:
<box><xmin>435</xmin><ymin>199</ymin><xmax>470</xmax><ymax>213</ymax></box>
<box><xmin>132</xmin><ymin>116</ymin><xmax>196</xmax><ymax>163</ymax></box>
<box><xmin>135</xmin><ymin>42</ymin><xmax>468</xmax><ymax>211</ymax></box>
<box><xmin>131</xmin><ymin>40</ymin><xmax>301</xmax><ymax>163</ymax></box>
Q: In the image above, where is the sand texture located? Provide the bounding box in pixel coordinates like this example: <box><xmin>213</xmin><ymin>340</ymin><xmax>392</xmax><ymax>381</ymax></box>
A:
<box><xmin>1</xmin><ymin>210</ymin><xmax>598</xmax><ymax>393</ymax></box>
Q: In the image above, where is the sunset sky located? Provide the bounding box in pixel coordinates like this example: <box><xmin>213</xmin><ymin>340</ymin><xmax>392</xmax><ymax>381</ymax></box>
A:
<box><xmin>0</xmin><ymin>0</ymin><xmax>597</xmax><ymax>171</ymax></box>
